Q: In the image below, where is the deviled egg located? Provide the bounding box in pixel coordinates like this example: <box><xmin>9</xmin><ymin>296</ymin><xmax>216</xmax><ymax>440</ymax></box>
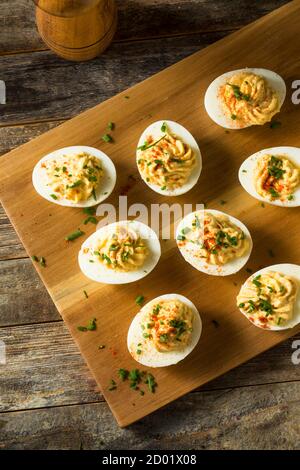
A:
<box><xmin>237</xmin><ymin>264</ymin><xmax>300</xmax><ymax>330</ymax></box>
<box><xmin>204</xmin><ymin>68</ymin><xmax>286</xmax><ymax>129</ymax></box>
<box><xmin>127</xmin><ymin>294</ymin><xmax>202</xmax><ymax>367</ymax></box>
<box><xmin>78</xmin><ymin>220</ymin><xmax>161</xmax><ymax>284</ymax></box>
<box><xmin>136</xmin><ymin>120</ymin><xmax>202</xmax><ymax>196</ymax></box>
<box><xmin>239</xmin><ymin>147</ymin><xmax>300</xmax><ymax>206</ymax></box>
<box><xmin>176</xmin><ymin>209</ymin><xmax>253</xmax><ymax>276</ymax></box>
<box><xmin>32</xmin><ymin>146</ymin><xmax>116</xmax><ymax>207</ymax></box>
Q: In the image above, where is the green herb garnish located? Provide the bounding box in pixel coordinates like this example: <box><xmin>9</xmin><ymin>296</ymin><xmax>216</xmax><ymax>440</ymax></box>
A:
<box><xmin>259</xmin><ymin>299</ymin><xmax>273</xmax><ymax>316</ymax></box>
<box><xmin>252</xmin><ymin>275</ymin><xmax>262</xmax><ymax>288</ymax></box>
<box><xmin>270</xmin><ymin>121</ymin><xmax>281</xmax><ymax>129</ymax></box>
<box><xmin>145</xmin><ymin>374</ymin><xmax>157</xmax><ymax>393</ymax></box>
<box><xmin>136</xmin><ymin>295</ymin><xmax>145</xmax><ymax>306</ymax></box>
<box><xmin>118</xmin><ymin>369</ymin><xmax>129</xmax><ymax>381</ymax></box>
<box><xmin>159</xmin><ymin>334</ymin><xmax>169</xmax><ymax>343</ymax></box>
<box><xmin>137</xmin><ymin>135</ymin><xmax>166</xmax><ymax>151</ymax></box>
<box><xmin>107</xmin><ymin>122</ymin><xmax>115</xmax><ymax>131</ymax></box>
<box><xmin>102</xmin><ymin>134</ymin><xmax>113</xmax><ymax>143</ymax></box>
<box><xmin>108</xmin><ymin>379</ymin><xmax>117</xmax><ymax>391</ymax></box>
<box><xmin>65</xmin><ymin>229</ymin><xmax>85</xmax><ymax>241</ymax></box>
<box><xmin>68</xmin><ymin>180</ymin><xmax>82</xmax><ymax>189</ymax></box>
<box><xmin>83</xmin><ymin>207</ymin><xmax>96</xmax><ymax>216</ymax></box>
<box><xmin>50</xmin><ymin>194</ymin><xmax>58</xmax><ymax>200</ymax></box>
<box><xmin>269</xmin><ymin>187</ymin><xmax>280</xmax><ymax>198</ymax></box>
<box><xmin>161</xmin><ymin>122</ymin><xmax>167</xmax><ymax>133</ymax></box>
<box><xmin>83</xmin><ymin>216</ymin><xmax>98</xmax><ymax>225</ymax></box>
<box><xmin>177</xmin><ymin>234</ymin><xmax>186</xmax><ymax>241</ymax></box>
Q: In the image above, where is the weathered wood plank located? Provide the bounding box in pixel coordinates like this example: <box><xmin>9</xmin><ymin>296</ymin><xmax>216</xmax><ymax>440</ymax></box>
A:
<box><xmin>0</xmin><ymin>319</ymin><xmax>299</xmax><ymax>412</ymax></box>
<box><xmin>0</xmin><ymin>259</ymin><xmax>59</xmax><ymax>327</ymax></box>
<box><xmin>0</xmin><ymin>121</ymin><xmax>63</xmax><ymax>156</ymax></box>
<box><xmin>0</xmin><ymin>32</ymin><xmax>228</xmax><ymax>125</ymax></box>
<box><xmin>1</xmin><ymin>381</ymin><xmax>300</xmax><ymax>449</ymax></box>
<box><xmin>0</xmin><ymin>122</ymin><xmax>63</xmax><ymax>261</ymax></box>
<box><xmin>0</xmin><ymin>1</ymin><xmax>289</xmax><ymax>55</ymax></box>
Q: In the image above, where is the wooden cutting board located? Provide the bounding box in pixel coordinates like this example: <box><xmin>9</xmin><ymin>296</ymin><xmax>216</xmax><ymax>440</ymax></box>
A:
<box><xmin>1</xmin><ymin>0</ymin><xmax>300</xmax><ymax>427</ymax></box>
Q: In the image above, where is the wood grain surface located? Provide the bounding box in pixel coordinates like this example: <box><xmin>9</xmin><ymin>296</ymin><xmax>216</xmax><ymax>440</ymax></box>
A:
<box><xmin>1</xmin><ymin>0</ymin><xmax>299</xmax><ymax>448</ymax></box>
<box><xmin>1</xmin><ymin>0</ymin><xmax>299</xmax><ymax>428</ymax></box>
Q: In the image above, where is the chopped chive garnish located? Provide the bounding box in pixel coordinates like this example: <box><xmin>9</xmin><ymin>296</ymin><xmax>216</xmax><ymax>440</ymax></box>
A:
<box><xmin>136</xmin><ymin>295</ymin><xmax>145</xmax><ymax>306</ymax></box>
<box><xmin>77</xmin><ymin>318</ymin><xmax>97</xmax><ymax>332</ymax></box>
<box><xmin>65</xmin><ymin>229</ymin><xmax>85</xmax><ymax>241</ymax></box>
<box><xmin>145</xmin><ymin>374</ymin><xmax>156</xmax><ymax>393</ymax></box>
<box><xmin>39</xmin><ymin>257</ymin><xmax>46</xmax><ymax>267</ymax></box>
<box><xmin>83</xmin><ymin>207</ymin><xmax>96</xmax><ymax>216</ymax></box>
<box><xmin>83</xmin><ymin>216</ymin><xmax>98</xmax><ymax>225</ymax></box>
<box><xmin>108</xmin><ymin>379</ymin><xmax>117</xmax><ymax>391</ymax></box>
<box><xmin>107</xmin><ymin>122</ymin><xmax>115</xmax><ymax>131</ymax></box>
<box><xmin>50</xmin><ymin>194</ymin><xmax>58</xmax><ymax>200</ymax></box>
<box><xmin>31</xmin><ymin>255</ymin><xmax>38</xmax><ymax>262</ymax></box>
<box><xmin>118</xmin><ymin>369</ymin><xmax>129</xmax><ymax>381</ymax></box>
<box><xmin>77</xmin><ymin>326</ymin><xmax>87</xmax><ymax>332</ymax></box>
<box><xmin>269</xmin><ymin>187</ymin><xmax>280</xmax><ymax>198</ymax></box>
<box><xmin>102</xmin><ymin>134</ymin><xmax>113</xmax><ymax>143</ymax></box>
<box><xmin>137</xmin><ymin>135</ymin><xmax>166</xmax><ymax>151</ymax></box>
<box><xmin>68</xmin><ymin>180</ymin><xmax>82</xmax><ymax>189</ymax></box>
<box><xmin>87</xmin><ymin>318</ymin><xmax>97</xmax><ymax>331</ymax></box>
<box><xmin>91</xmin><ymin>188</ymin><xmax>97</xmax><ymax>201</ymax></box>
<box><xmin>161</xmin><ymin>122</ymin><xmax>167</xmax><ymax>132</ymax></box>
<box><xmin>270</xmin><ymin>121</ymin><xmax>281</xmax><ymax>129</ymax></box>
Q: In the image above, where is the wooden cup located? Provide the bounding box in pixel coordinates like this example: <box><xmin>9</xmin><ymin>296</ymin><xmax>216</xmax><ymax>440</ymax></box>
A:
<box><xmin>35</xmin><ymin>0</ymin><xmax>117</xmax><ymax>61</ymax></box>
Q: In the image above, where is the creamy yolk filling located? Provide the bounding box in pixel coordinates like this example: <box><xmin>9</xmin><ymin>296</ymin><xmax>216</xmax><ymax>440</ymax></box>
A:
<box><xmin>137</xmin><ymin>131</ymin><xmax>196</xmax><ymax>190</ymax></box>
<box><xmin>178</xmin><ymin>213</ymin><xmax>249</xmax><ymax>266</ymax></box>
<box><xmin>255</xmin><ymin>154</ymin><xmax>299</xmax><ymax>201</ymax></box>
<box><xmin>140</xmin><ymin>299</ymin><xmax>194</xmax><ymax>353</ymax></box>
<box><xmin>90</xmin><ymin>227</ymin><xmax>148</xmax><ymax>273</ymax></box>
<box><xmin>44</xmin><ymin>152</ymin><xmax>103</xmax><ymax>203</ymax></box>
<box><xmin>219</xmin><ymin>72</ymin><xmax>280</xmax><ymax>126</ymax></box>
<box><xmin>237</xmin><ymin>272</ymin><xmax>298</xmax><ymax>328</ymax></box>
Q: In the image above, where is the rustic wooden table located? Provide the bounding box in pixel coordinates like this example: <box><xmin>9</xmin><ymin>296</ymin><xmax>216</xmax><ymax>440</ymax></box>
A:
<box><xmin>1</xmin><ymin>0</ymin><xmax>299</xmax><ymax>450</ymax></box>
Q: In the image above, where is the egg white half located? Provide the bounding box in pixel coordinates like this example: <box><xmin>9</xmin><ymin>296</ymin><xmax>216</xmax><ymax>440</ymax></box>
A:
<box><xmin>238</xmin><ymin>264</ymin><xmax>300</xmax><ymax>331</ymax></box>
<box><xmin>204</xmin><ymin>68</ymin><xmax>286</xmax><ymax>129</ymax></box>
<box><xmin>127</xmin><ymin>293</ymin><xmax>202</xmax><ymax>368</ymax></box>
<box><xmin>32</xmin><ymin>146</ymin><xmax>117</xmax><ymax>208</ymax></box>
<box><xmin>78</xmin><ymin>220</ymin><xmax>161</xmax><ymax>284</ymax></box>
<box><xmin>136</xmin><ymin>120</ymin><xmax>202</xmax><ymax>196</ymax></box>
<box><xmin>239</xmin><ymin>146</ymin><xmax>300</xmax><ymax>207</ymax></box>
<box><xmin>176</xmin><ymin>209</ymin><xmax>253</xmax><ymax>276</ymax></box>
